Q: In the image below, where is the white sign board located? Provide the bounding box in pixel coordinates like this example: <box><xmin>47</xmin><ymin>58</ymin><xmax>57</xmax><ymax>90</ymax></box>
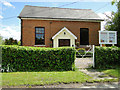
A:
<box><xmin>99</xmin><ymin>31</ymin><xmax>117</xmax><ymax>44</ymax></box>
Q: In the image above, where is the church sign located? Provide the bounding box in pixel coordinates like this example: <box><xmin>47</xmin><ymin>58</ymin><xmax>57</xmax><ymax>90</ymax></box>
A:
<box><xmin>99</xmin><ymin>31</ymin><xmax>117</xmax><ymax>44</ymax></box>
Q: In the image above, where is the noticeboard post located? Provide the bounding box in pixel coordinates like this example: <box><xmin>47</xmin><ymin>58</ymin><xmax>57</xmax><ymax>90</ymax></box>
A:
<box><xmin>99</xmin><ymin>31</ymin><xmax>117</xmax><ymax>46</ymax></box>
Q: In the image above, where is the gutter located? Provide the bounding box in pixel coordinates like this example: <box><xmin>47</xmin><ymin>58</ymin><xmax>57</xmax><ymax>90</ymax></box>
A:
<box><xmin>18</xmin><ymin>16</ymin><xmax>104</xmax><ymax>22</ymax></box>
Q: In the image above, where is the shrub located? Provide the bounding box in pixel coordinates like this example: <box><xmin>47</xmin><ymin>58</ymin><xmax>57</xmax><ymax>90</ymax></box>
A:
<box><xmin>95</xmin><ymin>46</ymin><xmax>120</xmax><ymax>69</ymax></box>
<box><xmin>76</xmin><ymin>42</ymin><xmax>79</xmax><ymax>47</ymax></box>
<box><xmin>4</xmin><ymin>38</ymin><xmax>18</xmax><ymax>45</ymax></box>
<box><xmin>1</xmin><ymin>45</ymin><xmax>76</xmax><ymax>72</ymax></box>
<box><xmin>76</xmin><ymin>48</ymin><xmax>85</xmax><ymax>55</ymax></box>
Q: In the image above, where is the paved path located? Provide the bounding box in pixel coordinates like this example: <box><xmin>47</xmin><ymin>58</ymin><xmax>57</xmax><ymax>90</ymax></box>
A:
<box><xmin>74</xmin><ymin>58</ymin><xmax>119</xmax><ymax>88</ymax></box>
<box><xmin>79</xmin><ymin>68</ymin><xmax>118</xmax><ymax>80</ymax></box>
<box><xmin>75</xmin><ymin>58</ymin><xmax>93</xmax><ymax>68</ymax></box>
<box><xmin>75</xmin><ymin>58</ymin><xmax>118</xmax><ymax>80</ymax></box>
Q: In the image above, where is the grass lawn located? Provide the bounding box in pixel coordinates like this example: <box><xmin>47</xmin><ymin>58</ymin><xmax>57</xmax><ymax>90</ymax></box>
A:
<box><xmin>102</xmin><ymin>69</ymin><xmax>120</xmax><ymax>78</ymax></box>
<box><xmin>96</xmin><ymin>67</ymin><xmax>120</xmax><ymax>78</ymax></box>
<box><xmin>1</xmin><ymin>71</ymin><xmax>91</xmax><ymax>87</ymax></box>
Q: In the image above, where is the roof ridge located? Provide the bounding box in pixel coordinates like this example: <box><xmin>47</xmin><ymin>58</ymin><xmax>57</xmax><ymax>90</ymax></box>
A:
<box><xmin>25</xmin><ymin>5</ymin><xmax>92</xmax><ymax>10</ymax></box>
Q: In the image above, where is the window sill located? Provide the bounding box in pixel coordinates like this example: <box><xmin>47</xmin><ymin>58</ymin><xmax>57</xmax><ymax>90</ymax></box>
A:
<box><xmin>34</xmin><ymin>45</ymin><xmax>46</xmax><ymax>46</ymax></box>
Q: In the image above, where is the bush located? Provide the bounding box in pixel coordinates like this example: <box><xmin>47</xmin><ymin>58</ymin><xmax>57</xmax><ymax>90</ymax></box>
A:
<box><xmin>95</xmin><ymin>46</ymin><xmax>120</xmax><ymax>69</ymax></box>
<box><xmin>4</xmin><ymin>38</ymin><xmax>18</xmax><ymax>45</ymax></box>
<box><xmin>76</xmin><ymin>48</ymin><xmax>85</xmax><ymax>55</ymax></box>
<box><xmin>1</xmin><ymin>45</ymin><xmax>76</xmax><ymax>72</ymax></box>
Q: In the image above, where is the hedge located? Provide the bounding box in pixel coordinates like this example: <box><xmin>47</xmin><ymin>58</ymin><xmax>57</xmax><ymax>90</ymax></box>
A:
<box><xmin>95</xmin><ymin>46</ymin><xmax>120</xmax><ymax>69</ymax></box>
<box><xmin>1</xmin><ymin>45</ymin><xmax>76</xmax><ymax>72</ymax></box>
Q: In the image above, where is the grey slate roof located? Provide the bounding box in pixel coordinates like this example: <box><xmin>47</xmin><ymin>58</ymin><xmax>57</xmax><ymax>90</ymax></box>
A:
<box><xmin>18</xmin><ymin>5</ymin><xmax>103</xmax><ymax>21</ymax></box>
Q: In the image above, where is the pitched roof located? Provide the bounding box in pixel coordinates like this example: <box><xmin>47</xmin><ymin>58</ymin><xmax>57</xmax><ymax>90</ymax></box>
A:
<box><xmin>52</xmin><ymin>27</ymin><xmax>77</xmax><ymax>39</ymax></box>
<box><xmin>18</xmin><ymin>5</ymin><xmax>103</xmax><ymax>21</ymax></box>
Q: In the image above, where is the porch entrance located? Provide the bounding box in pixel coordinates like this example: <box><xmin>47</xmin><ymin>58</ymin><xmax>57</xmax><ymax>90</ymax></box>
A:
<box><xmin>59</xmin><ymin>39</ymin><xmax>70</xmax><ymax>47</ymax></box>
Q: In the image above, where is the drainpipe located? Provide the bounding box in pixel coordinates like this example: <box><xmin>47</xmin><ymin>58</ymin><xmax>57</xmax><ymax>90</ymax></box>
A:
<box><xmin>21</xmin><ymin>19</ymin><xmax>23</xmax><ymax>46</ymax></box>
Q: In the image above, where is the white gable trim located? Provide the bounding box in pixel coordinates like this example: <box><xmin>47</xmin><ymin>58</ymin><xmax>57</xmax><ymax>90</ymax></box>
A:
<box><xmin>52</xmin><ymin>27</ymin><xmax>77</xmax><ymax>39</ymax></box>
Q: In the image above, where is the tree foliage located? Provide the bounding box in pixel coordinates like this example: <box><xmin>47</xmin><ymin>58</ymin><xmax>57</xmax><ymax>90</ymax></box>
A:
<box><xmin>105</xmin><ymin>1</ymin><xmax>120</xmax><ymax>47</ymax></box>
<box><xmin>4</xmin><ymin>37</ymin><xmax>18</xmax><ymax>45</ymax></box>
<box><xmin>0</xmin><ymin>35</ymin><xmax>4</xmax><ymax>45</ymax></box>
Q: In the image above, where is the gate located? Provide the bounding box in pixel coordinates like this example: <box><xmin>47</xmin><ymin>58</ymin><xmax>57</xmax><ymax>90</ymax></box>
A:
<box><xmin>76</xmin><ymin>45</ymin><xmax>95</xmax><ymax>68</ymax></box>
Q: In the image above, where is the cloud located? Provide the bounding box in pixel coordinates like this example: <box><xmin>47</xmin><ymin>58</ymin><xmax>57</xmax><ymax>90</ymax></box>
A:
<box><xmin>1</xmin><ymin>1</ymin><xmax>15</xmax><ymax>8</ymax></box>
<box><xmin>0</xmin><ymin>15</ymin><xmax>3</xmax><ymax>19</ymax></box>
<box><xmin>0</xmin><ymin>24</ymin><xmax>20</xmax><ymax>40</ymax></box>
<box><xmin>98</xmin><ymin>11</ymin><xmax>112</xmax><ymax>30</ymax></box>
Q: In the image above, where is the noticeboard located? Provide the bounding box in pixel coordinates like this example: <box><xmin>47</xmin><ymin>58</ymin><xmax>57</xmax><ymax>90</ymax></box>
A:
<box><xmin>99</xmin><ymin>31</ymin><xmax>117</xmax><ymax>44</ymax></box>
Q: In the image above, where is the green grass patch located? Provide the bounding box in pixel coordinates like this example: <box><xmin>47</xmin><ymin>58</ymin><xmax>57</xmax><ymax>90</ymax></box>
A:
<box><xmin>98</xmin><ymin>74</ymin><xmax>109</xmax><ymax>78</ymax></box>
<box><xmin>103</xmin><ymin>69</ymin><xmax>120</xmax><ymax>78</ymax></box>
<box><xmin>87</xmin><ymin>78</ymin><xmax>119</xmax><ymax>83</ymax></box>
<box><xmin>2</xmin><ymin>71</ymin><xmax>91</xmax><ymax>86</ymax></box>
<box><xmin>96</xmin><ymin>67</ymin><xmax>120</xmax><ymax>78</ymax></box>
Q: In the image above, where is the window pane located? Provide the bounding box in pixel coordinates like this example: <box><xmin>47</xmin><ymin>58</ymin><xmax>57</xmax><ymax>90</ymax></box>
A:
<box><xmin>42</xmin><ymin>30</ymin><xmax>44</xmax><ymax>33</ymax></box>
<box><xmin>35</xmin><ymin>27</ymin><xmax>45</xmax><ymax>45</ymax></box>
<box><xmin>36</xmin><ymin>30</ymin><xmax>38</xmax><ymax>33</ymax></box>
<box><xmin>39</xmin><ymin>29</ymin><xmax>42</xmax><ymax>33</ymax></box>
<box><xmin>36</xmin><ymin>28</ymin><xmax>39</xmax><ymax>33</ymax></box>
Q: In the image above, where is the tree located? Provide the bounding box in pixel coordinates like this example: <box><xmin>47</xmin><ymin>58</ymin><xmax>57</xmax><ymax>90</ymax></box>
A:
<box><xmin>105</xmin><ymin>1</ymin><xmax>120</xmax><ymax>47</ymax></box>
<box><xmin>0</xmin><ymin>35</ymin><xmax>4</xmax><ymax>45</ymax></box>
<box><xmin>4</xmin><ymin>37</ymin><xmax>18</xmax><ymax>45</ymax></box>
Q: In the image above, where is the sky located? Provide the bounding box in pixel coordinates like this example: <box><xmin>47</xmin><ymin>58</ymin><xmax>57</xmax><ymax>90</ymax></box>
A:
<box><xmin>0</xmin><ymin>0</ymin><xmax>118</xmax><ymax>41</ymax></box>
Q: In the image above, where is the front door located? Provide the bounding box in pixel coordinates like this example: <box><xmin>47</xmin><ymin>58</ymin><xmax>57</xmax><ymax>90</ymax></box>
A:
<box><xmin>59</xmin><ymin>39</ymin><xmax>70</xmax><ymax>47</ymax></box>
<box><xmin>80</xmin><ymin>28</ymin><xmax>89</xmax><ymax>45</ymax></box>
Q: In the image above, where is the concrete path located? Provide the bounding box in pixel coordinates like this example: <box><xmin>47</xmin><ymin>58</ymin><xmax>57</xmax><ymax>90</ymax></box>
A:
<box><xmin>75</xmin><ymin>58</ymin><xmax>118</xmax><ymax>80</ymax></box>
<box><xmin>75</xmin><ymin>58</ymin><xmax>93</xmax><ymax>68</ymax></box>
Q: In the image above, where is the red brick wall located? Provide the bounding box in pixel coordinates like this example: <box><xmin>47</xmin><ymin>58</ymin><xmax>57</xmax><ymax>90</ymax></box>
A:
<box><xmin>21</xmin><ymin>19</ymin><xmax>101</xmax><ymax>47</ymax></box>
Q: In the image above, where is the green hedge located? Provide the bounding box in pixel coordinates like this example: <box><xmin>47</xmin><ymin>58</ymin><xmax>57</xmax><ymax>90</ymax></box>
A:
<box><xmin>95</xmin><ymin>46</ymin><xmax>120</xmax><ymax>69</ymax></box>
<box><xmin>1</xmin><ymin>45</ymin><xmax>76</xmax><ymax>72</ymax></box>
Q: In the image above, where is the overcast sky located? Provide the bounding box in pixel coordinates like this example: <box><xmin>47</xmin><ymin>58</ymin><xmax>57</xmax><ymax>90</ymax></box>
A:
<box><xmin>0</xmin><ymin>0</ymin><xmax>117</xmax><ymax>40</ymax></box>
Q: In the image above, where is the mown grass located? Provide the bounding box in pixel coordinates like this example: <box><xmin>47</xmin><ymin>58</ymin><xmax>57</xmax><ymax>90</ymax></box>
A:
<box><xmin>103</xmin><ymin>69</ymin><xmax>120</xmax><ymax>78</ymax></box>
<box><xmin>96</xmin><ymin>67</ymin><xmax>120</xmax><ymax>78</ymax></box>
<box><xmin>2</xmin><ymin>71</ymin><xmax>91</xmax><ymax>86</ymax></box>
<box><xmin>87</xmin><ymin>78</ymin><xmax>119</xmax><ymax>83</ymax></box>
